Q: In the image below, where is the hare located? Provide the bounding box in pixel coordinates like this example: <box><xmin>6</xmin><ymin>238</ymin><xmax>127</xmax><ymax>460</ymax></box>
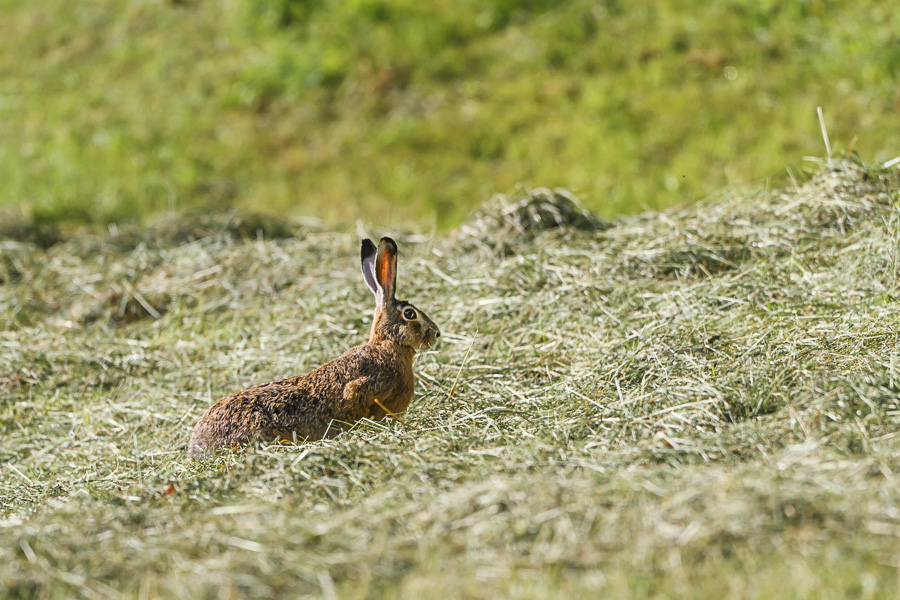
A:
<box><xmin>188</xmin><ymin>237</ymin><xmax>440</xmax><ymax>457</ymax></box>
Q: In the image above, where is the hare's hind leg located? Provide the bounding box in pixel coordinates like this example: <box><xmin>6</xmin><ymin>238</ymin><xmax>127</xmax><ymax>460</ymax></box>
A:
<box><xmin>343</xmin><ymin>376</ymin><xmax>402</xmax><ymax>422</ymax></box>
<box><xmin>342</xmin><ymin>377</ymin><xmax>377</xmax><ymax>417</ymax></box>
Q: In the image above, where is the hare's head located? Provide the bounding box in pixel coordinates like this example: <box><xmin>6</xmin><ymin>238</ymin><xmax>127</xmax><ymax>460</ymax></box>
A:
<box><xmin>361</xmin><ymin>237</ymin><xmax>441</xmax><ymax>350</ymax></box>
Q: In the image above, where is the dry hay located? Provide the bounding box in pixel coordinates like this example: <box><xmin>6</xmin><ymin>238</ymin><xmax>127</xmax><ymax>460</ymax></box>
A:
<box><xmin>607</xmin><ymin>159</ymin><xmax>897</xmax><ymax>280</ymax></box>
<box><xmin>453</xmin><ymin>187</ymin><xmax>609</xmax><ymax>255</ymax></box>
<box><xmin>2</xmin><ymin>157</ymin><xmax>900</xmax><ymax>598</ymax></box>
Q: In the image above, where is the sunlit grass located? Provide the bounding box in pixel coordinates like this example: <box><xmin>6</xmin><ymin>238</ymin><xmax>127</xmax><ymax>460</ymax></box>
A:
<box><xmin>0</xmin><ymin>0</ymin><xmax>898</xmax><ymax>231</ymax></box>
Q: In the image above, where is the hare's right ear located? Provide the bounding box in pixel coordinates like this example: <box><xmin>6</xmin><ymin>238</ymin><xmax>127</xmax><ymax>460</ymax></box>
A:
<box><xmin>375</xmin><ymin>237</ymin><xmax>398</xmax><ymax>302</ymax></box>
<box><xmin>361</xmin><ymin>239</ymin><xmax>379</xmax><ymax>297</ymax></box>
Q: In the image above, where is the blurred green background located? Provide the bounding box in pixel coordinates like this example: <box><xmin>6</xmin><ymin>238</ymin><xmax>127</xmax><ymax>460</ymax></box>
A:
<box><xmin>1</xmin><ymin>0</ymin><xmax>897</xmax><ymax>231</ymax></box>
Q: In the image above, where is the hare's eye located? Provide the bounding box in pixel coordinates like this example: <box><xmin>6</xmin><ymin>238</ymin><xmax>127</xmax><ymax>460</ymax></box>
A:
<box><xmin>403</xmin><ymin>308</ymin><xmax>417</xmax><ymax>320</ymax></box>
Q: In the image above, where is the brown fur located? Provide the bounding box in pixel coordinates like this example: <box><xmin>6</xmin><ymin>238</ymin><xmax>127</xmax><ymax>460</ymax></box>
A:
<box><xmin>188</xmin><ymin>237</ymin><xmax>439</xmax><ymax>457</ymax></box>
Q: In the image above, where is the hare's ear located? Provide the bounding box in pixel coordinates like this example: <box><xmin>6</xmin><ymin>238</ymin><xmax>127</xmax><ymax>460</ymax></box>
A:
<box><xmin>361</xmin><ymin>239</ymin><xmax>378</xmax><ymax>296</ymax></box>
<box><xmin>375</xmin><ymin>237</ymin><xmax>398</xmax><ymax>302</ymax></box>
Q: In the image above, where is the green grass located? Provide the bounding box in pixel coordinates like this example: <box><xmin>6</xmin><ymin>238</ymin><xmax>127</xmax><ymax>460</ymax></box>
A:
<box><xmin>1</xmin><ymin>0</ymin><xmax>899</xmax><ymax>230</ymax></box>
<box><xmin>2</xmin><ymin>159</ymin><xmax>900</xmax><ymax>597</ymax></box>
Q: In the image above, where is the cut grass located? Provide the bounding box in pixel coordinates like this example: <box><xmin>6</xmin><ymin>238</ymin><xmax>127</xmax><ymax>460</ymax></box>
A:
<box><xmin>2</xmin><ymin>158</ymin><xmax>900</xmax><ymax>597</ymax></box>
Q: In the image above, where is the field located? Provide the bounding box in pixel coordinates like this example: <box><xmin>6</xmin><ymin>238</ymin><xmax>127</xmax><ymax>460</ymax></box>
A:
<box><xmin>1</xmin><ymin>0</ymin><xmax>899</xmax><ymax>231</ymax></box>
<box><xmin>2</xmin><ymin>159</ymin><xmax>900</xmax><ymax>598</ymax></box>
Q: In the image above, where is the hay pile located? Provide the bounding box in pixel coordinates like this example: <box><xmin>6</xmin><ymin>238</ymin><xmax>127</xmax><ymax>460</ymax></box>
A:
<box><xmin>453</xmin><ymin>187</ymin><xmax>609</xmax><ymax>255</ymax></box>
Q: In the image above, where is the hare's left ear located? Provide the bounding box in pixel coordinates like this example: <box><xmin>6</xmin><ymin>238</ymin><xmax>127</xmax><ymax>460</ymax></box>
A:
<box><xmin>361</xmin><ymin>239</ymin><xmax>378</xmax><ymax>296</ymax></box>
<box><xmin>375</xmin><ymin>237</ymin><xmax>398</xmax><ymax>303</ymax></box>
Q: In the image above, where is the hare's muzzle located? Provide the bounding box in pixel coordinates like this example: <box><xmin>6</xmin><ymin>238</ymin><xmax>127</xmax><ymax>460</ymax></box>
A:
<box><xmin>424</xmin><ymin>327</ymin><xmax>441</xmax><ymax>349</ymax></box>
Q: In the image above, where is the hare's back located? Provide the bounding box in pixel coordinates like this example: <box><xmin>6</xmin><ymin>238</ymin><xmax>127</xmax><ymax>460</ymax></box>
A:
<box><xmin>188</xmin><ymin>344</ymin><xmax>381</xmax><ymax>455</ymax></box>
<box><xmin>188</xmin><ymin>378</ymin><xmax>321</xmax><ymax>454</ymax></box>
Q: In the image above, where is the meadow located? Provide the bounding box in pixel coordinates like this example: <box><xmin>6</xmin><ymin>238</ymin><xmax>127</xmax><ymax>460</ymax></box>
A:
<box><xmin>3</xmin><ymin>0</ymin><xmax>900</xmax><ymax>597</ymax></box>
<box><xmin>2</xmin><ymin>159</ymin><xmax>900</xmax><ymax>598</ymax></box>
<box><xmin>1</xmin><ymin>0</ymin><xmax>899</xmax><ymax>231</ymax></box>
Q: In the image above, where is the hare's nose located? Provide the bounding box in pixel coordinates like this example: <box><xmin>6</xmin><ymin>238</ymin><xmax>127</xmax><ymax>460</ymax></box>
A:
<box><xmin>435</xmin><ymin>331</ymin><xmax>441</xmax><ymax>338</ymax></box>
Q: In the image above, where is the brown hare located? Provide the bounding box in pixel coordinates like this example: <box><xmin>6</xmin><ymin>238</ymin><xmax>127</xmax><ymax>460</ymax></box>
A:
<box><xmin>188</xmin><ymin>237</ymin><xmax>440</xmax><ymax>456</ymax></box>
